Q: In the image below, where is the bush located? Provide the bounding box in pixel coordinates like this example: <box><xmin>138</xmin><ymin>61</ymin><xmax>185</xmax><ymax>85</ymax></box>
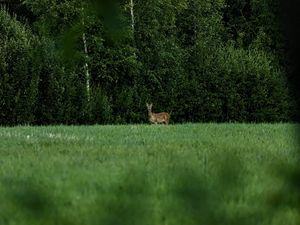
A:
<box><xmin>89</xmin><ymin>87</ymin><xmax>112</xmax><ymax>124</ymax></box>
<box><xmin>217</xmin><ymin>45</ymin><xmax>291</xmax><ymax>122</ymax></box>
<box><xmin>176</xmin><ymin>43</ymin><xmax>291</xmax><ymax>122</ymax></box>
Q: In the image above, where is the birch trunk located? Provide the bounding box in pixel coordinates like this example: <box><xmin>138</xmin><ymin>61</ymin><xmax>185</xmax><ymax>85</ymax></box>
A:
<box><xmin>82</xmin><ymin>31</ymin><xmax>90</xmax><ymax>102</ymax></box>
<box><xmin>129</xmin><ymin>0</ymin><xmax>137</xmax><ymax>59</ymax></box>
<box><xmin>130</xmin><ymin>0</ymin><xmax>135</xmax><ymax>33</ymax></box>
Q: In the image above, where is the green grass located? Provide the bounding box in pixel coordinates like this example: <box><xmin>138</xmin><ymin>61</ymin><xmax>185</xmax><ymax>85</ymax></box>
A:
<box><xmin>0</xmin><ymin>123</ymin><xmax>299</xmax><ymax>225</ymax></box>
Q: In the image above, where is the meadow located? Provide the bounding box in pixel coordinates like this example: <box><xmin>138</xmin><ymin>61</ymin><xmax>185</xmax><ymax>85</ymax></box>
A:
<box><xmin>0</xmin><ymin>123</ymin><xmax>299</xmax><ymax>225</ymax></box>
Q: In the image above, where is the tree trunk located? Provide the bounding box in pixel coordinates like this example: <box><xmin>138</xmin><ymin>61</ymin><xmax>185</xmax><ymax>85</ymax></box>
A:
<box><xmin>82</xmin><ymin>31</ymin><xmax>90</xmax><ymax>102</ymax></box>
<box><xmin>130</xmin><ymin>0</ymin><xmax>135</xmax><ymax>33</ymax></box>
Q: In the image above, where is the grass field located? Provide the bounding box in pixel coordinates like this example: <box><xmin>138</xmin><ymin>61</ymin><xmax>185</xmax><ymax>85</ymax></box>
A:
<box><xmin>0</xmin><ymin>123</ymin><xmax>299</xmax><ymax>225</ymax></box>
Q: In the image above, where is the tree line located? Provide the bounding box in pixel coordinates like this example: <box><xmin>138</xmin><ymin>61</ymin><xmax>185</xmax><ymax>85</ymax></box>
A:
<box><xmin>0</xmin><ymin>0</ymin><xmax>295</xmax><ymax>125</ymax></box>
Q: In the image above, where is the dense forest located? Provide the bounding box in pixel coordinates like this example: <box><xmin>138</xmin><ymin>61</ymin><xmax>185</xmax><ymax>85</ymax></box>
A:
<box><xmin>0</xmin><ymin>0</ymin><xmax>297</xmax><ymax>125</ymax></box>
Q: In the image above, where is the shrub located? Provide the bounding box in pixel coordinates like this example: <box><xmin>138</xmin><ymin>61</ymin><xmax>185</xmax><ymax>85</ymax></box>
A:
<box><xmin>217</xmin><ymin>45</ymin><xmax>291</xmax><ymax>122</ymax></box>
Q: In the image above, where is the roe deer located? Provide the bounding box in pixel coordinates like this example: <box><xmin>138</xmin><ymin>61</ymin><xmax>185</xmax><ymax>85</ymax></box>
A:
<box><xmin>146</xmin><ymin>103</ymin><xmax>170</xmax><ymax>124</ymax></box>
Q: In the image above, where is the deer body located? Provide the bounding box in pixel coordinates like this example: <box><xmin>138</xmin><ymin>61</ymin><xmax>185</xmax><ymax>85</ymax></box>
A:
<box><xmin>146</xmin><ymin>103</ymin><xmax>170</xmax><ymax>124</ymax></box>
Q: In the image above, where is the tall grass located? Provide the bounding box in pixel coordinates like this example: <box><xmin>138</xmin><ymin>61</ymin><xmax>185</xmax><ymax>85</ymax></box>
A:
<box><xmin>0</xmin><ymin>124</ymin><xmax>299</xmax><ymax>225</ymax></box>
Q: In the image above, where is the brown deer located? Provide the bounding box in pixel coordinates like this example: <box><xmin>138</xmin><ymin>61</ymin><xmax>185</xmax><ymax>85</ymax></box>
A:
<box><xmin>146</xmin><ymin>103</ymin><xmax>170</xmax><ymax>125</ymax></box>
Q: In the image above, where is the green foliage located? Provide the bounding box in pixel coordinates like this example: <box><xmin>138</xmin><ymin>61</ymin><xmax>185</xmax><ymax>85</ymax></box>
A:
<box><xmin>32</xmin><ymin>38</ymin><xmax>65</xmax><ymax>125</ymax></box>
<box><xmin>216</xmin><ymin>45</ymin><xmax>291</xmax><ymax>122</ymax></box>
<box><xmin>0</xmin><ymin>9</ymin><xmax>38</xmax><ymax>125</ymax></box>
<box><xmin>89</xmin><ymin>87</ymin><xmax>112</xmax><ymax>124</ymax></box>
<box><xmin>0</xmin><ymin>0</ymin><xmax>294</xmax><ymax>125</ymax></box>
<box><xmin>133</xmin><ymin>0</ymin><xmax>186</xmax><ymax>116</ymax></box>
